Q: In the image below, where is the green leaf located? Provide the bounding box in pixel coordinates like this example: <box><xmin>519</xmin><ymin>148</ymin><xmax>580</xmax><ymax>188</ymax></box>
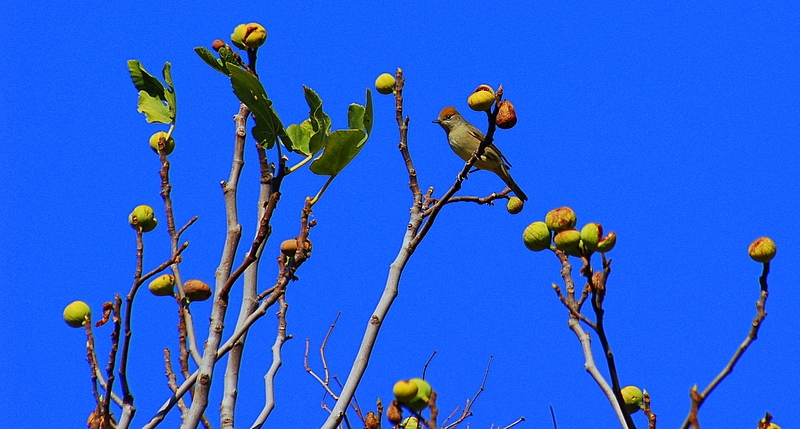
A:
<box><xmin>227</xmin><ymin>65</ymin><xmax>289</xmax><ymax>149</ymax></box>
<box><xmin>286</xmin><ymin>123</ymin><xmax>312</xmax><ymax>156</ymax></box>
<box><xmin>346</xmin><ymin>88</ymin><xmax>374</xmax><ymax>134</ymax></box>
<box><xmin>128</xmin><ymin>60</ymin><xmax>165</xmax><ymax>100</ymax></box>
<box><xmin>194</xmin><ymin>47</ymin><xmax>230</xmax><ymax>75</ymax></box>
<box><xmin>362</xmin><ymin>88</ymin><xmax>373</xmax><ymax>135</ymax></box>
<box><xmin>309</xmin><ymin>129</ymin><xmax>367</xmax><ymax>176</ymax></box>
<box><xmin>137</xmin><ymin>91</ymin><xmax>172</xmax><ymax>124</ymax></box>
<box><xmin>218</xmin><ymin>46</ymin><xmax>238</xmax><ymax>66</ymax></box>
<box><xmin>302</xmin><ymin>86</ymin><xmax>332</xmax><ymax>155</ymax></box>
<box><xmin>162</xmin><ymin>62</ymin><xmax>176</xmax><ymax>122</ymax></box>
<box><xmin>348</xmin><ymin>104</ymin><xmax>365</xmax><ymax>131</ymax></box>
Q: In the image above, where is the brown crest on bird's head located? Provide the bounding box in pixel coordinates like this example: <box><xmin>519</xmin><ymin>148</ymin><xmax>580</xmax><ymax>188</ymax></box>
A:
<box><xmin>437</xmin><ymin>106</ymin><xmax>460</xmax><ymax>121</ymax></box>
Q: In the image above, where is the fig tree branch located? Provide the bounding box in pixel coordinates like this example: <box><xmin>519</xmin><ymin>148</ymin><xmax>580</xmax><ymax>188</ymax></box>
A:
<box><xmin>679</xmin><ymin>262</ymin><xmax>771</xmax><ymax>429</ymax></box>
<box><xmin>554</xmin><ymin>251</ymin><xmax>629</xmax><ymax>429</ymax></box>
<box><xmin>250</xmin><ymin>293</ymin><xmax>290</xmax><ymax>428</ymax></box>
<box><xmin>582</xmin><ymin>255</ymin><xmax>634</xmax><ymax>429</ymax></box>
<box><xmin>221</xmin><ymin>138</ymin><xmax>273</xmax><ymax>429</ymax></box>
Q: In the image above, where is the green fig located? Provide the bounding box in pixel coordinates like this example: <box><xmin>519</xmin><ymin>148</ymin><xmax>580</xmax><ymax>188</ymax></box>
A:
<box><xmin>243</xmin><ymin>23</ymin><xmax>267</xmax><ymax>48</ymax></box>
<box><xmin>522</xmin><ymin>221</ymin><xmax>551</xmax><ymax>252</ymax></box>
<box><xmin>401</xmin><ymin>417</ymin><xmax>419</xmax><ymax>429</ymax></box>
<box><xmin>554</xmin><ymin>229</ymin><xmax>581</xmax><ymax>252</ymax></box>
<box><xmin>406</xmin><ymin>378</ymin><xmax>432</xmax><ymax>412</ymax></box>
<box><xmin>149</xmin><ymin>131</ymin><xmax>175</xmax><ymax>156</ymax></box>
<box><xmin>621</xmin><ymin>385</ymin><xmax>643</xmax><ymax>414</ymax></box>
<box><xmin>231</xmin><ymin>24</ymin><xmax>248</xmax><ymax>50</ymax></box>
<box><xmin>545</xmin><ymin>207</ymin><xmax>577</xmax><ymax>232</ymax></box>
<box><xmin>506</xmin><ymin>197</ymin><xmax>524</xmax><ymax>214</ymax></box>
<box><xmin>597</xmin><ymin>231</ymin><xmax>617</xmax><ymax>253</ymax></box>
<box><xmin>393</xmin><ymin>379</ymin><xmax>418</xmax><ymax>404</ymax></box>
<box><xmin>232</xmin><ymin>23</ymin><xmax>267</xmax><ymax>50</ymax></box>
<box><xmin>375</xmin><ymin>73</ymin><xmax>396</xmax><ymax>95</ymax></box>
<box><xmin>63</xmin><ymin>300</ymin><xmax>91</xmax><ymax>328</ymax></box>
<box><xmin>748</xmin><ymin>236</ymin><xmax>776</xmax><ymax>263</ymax></box>
<box><xmin>468</xmin><ymin>88</ymin><xmax>495</xmax><ymax>112</ymax></box>
<box><xmin>129</xmin><ymin>205</ymin><xmax>158</xmax><ymax>232</ymax></box>
<box><xmin>148</xmin><ymin>274</ymin><xmax>175</xmax><ymax>296</ymax></box>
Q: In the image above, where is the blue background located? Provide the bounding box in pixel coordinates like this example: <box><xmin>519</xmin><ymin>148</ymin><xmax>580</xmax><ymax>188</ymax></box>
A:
<box><xmin>1</xmin><ymin>1</ymin><xmax>798</xmax><ymax>428</ymax></box>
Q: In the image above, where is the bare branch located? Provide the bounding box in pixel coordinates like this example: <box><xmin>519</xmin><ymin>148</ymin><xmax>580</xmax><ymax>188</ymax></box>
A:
<box><xmin>443</xmin><ymin>356</ymin><xmax>492</xmax><ymax>429</ymax></box>
<box><xmin>642</xmin><ymin>390</ymin><xmax>656</xmax><ymax>429</ymax></box>
<box><xmin>581</xmin><ymin>256</ymin><xmax>633</xmax><ymax>429</ymax></box>
<box><xmin>501</xmin><ymin>416</ymin><xmax>526</xmax><ymax>429</ymax></box>
<box><xmin>221</xmin><ymin>138</ymin><xmax>273</xmax><ymax>429</ymax></box>
<box><xmin>553</xmin><ymin>251</ymin><xmax>629</xmax><ymax>429</ymax></box>
<box><xmin>250</xmin><ymin>293</ymin><xmax>291</xmax><ymax>428</ymax></box>
<box><xmin>164</xmin><ymin>348</ymin><xmax>189</xmax><ymax>417</ymax></box>
<box><xmin>680</xmin><ymin>263</ymin><xmax>771</xmax><ymax>429</ymax></box>
<box><xmin>422</xmin><ymin>350</ymin><xmax>437</xmax><ymax>380</ymax></box>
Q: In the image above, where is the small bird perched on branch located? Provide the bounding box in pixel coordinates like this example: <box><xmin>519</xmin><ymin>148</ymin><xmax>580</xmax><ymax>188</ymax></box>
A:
<box><xmin>433</xmin><ymin>106</ymin><xmax>528</xmax><ymax>201</ymax></box>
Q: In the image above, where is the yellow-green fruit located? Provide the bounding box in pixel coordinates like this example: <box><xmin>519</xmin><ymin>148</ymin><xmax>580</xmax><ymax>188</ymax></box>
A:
<box><xmin>545</xmin><ymin>207</ymin><xmax>577</xmax><ymax>232</ymax></box>
<box><xmin>468</xmin><ymin>90</ymin><xmax>495</xmax><ymax>112</ymax></box>
<box><xmin>523</xmin><ymin>221</ymin><xmax>551</xmax><ymax>252</ymax></box>
<box><xmin>129</xmin><ymin>205</ymin><xmax>158</xmax><ymax>232</ymax></box>
<box><xmin>184</xmin><ymin>279</ymin><xmax>212</xmax><ymax>302</ymax></box>
<box><xmin>748</xmin><ymin>237</ymin><xmax>777</xmax><ymax>263</ymax></box>
<box><xmin>393</xmin><ymin>379</ymin><xmax>418</xmax><ymax>404</ymax></box>
<box><xmin>506</xmin><ymin>197</ymin><xmax>524</xmax><ymax>214</ymax></box>
<box><xmin>149</xmin><ymin>131</ymin><xmax>175</xmax><ymax>155</ymax></box>
<box><xmin>375</xmin><ymin>73</ymin><xmax>396</xmax><ymax>95</ymax></box>
<box><xmin>597</xmin><ymin>231</ymin><xmax>617</xmax><ymax>253</ymax></box>
<box><xmin>580</xmin><ymin>223</ymin><xmax>602</xmax><ymax>251</ymax></box>
<box><xmin>231</xmin><ymin>24</ymin><xmax>248</xmax><ymax>50</ymax></box>
<box><xmin>63</xmin><ymin>300</ymin><xmax>91</xmax><ymax>328</ymax></box>
<box><xmin>554</xmin><ymin>229</ymin><xmax>581</xmax><ymax>252</ymax></box>
<box><xmin>243</xmin><ymin>23</ymin><xmax>267</xmax><ymax>48</ymax></box>
<box><xmin>407</xmin><ymin>378</ymin><xmax>432</xmax><ymax>412</ymax></box>
<box><xmin>621</xmin><ymin>385</ymin><xmax>643</xmax><ymax>414</ymax></box>
<box><xmin>149</xmin><ymin>274</ymin><xmax>175</xmax><ymax>297</ymax></box>
<box><xmin>401</xmin><ymin>417</ymin><xmax>419</xmax><ymax>429</ymax></box>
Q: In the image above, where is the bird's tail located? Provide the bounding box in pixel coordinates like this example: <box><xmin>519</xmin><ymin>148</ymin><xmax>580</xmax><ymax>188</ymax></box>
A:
<box><xmin>499</xmin><ymin>165</ymin><xmax>528</xmax><ymax>201</ymax></box>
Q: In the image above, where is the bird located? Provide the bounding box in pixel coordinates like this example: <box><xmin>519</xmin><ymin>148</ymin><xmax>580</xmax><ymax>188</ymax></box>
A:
<box><xmin>433</xmin><ymin>106</ymin><xmax>528</xmax><ymax>201</ymax></box>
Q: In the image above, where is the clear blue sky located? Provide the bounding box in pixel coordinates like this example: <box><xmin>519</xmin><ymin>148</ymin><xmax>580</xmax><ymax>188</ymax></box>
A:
<box><xmin>2</xmin><ymin>1</ymin><xmax>799</xmax><ymax>428</ymax></box>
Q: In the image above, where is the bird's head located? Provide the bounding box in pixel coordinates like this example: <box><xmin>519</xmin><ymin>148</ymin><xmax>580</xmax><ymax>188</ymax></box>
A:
<box><xmin>432</xmin><ymin>106</ymin><xmax>462</xmax><ymax>131</ymax></box>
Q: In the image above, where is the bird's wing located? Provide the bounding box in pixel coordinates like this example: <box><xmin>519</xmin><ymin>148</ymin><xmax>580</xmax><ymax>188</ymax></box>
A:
<box><xmin>468</xmin><ymin>126</ymin><xmax>486</xmax><ymax>141</ymax></box>
<box><xmin>487</xmin><ymin>143</ymin><xmax>513</xmax><ymax>169</ymax></box>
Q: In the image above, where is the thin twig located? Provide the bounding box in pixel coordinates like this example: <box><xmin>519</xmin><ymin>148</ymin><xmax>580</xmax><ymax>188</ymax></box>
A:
<box><xmin>501</xmin><ymin>417</ymin><xmax>526</xmax><ymax>429</ymax></box>
<box><xmin>104</xmin><ymin>296</ymin><xmax>124</xmax><ymax>425</ymax></box>
<box><xmin>583</xmin><ymin>256</ymin><xmax>632</xmax><ymax>429</ymax></box>
<box><xmin>321</xmin><ymin>313</ymin><xmax>342</xmax><ymax>385</ymax></box>
<box><xmin>422</xmin><ymin>350</ymin><xmax>437</xmax><ymax>380</ymax></box>
<box><xmin>554</xmin><ymin>251</ymin><xmax>629</xmax><ymax>428</ymax></box>
<box><xmin>680</xmin><ymin>262</ymin><xmax>771</xmax><ymax>429</ymax></box>
<box><xmin>164</xmin><ymin>348</ymin><xmax>189</xmax><ymax>417</ymax></box>
<box><xmin>443</xmin><ymin>356</ymin><xmax>492</xmax><ymax>429</ymax></box>
<box><xmin>85</xmin><ymin>314</ymin><xmax>102</xmax><ymax>409</ymax></box>
<box><xmin>422</xmin><ymin>191</ymin><xmax>509</xmax><ymax>216</ymax></box>
<box><xmin>250</xmin><ymin>292</ymin><xmax>291</xmax><ymax>428</ymax></box>
<box><xmin>642</xmin><ymin>390</ymin><xmax>656</xmax><ymax>429</ymax></box>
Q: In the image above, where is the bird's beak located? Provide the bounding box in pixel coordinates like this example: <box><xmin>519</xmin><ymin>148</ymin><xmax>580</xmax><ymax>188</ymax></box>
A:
<box><xmin>432</xmin><ymin>119</ymin><xmax>441</xmax><ymax>124</ymax></box>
